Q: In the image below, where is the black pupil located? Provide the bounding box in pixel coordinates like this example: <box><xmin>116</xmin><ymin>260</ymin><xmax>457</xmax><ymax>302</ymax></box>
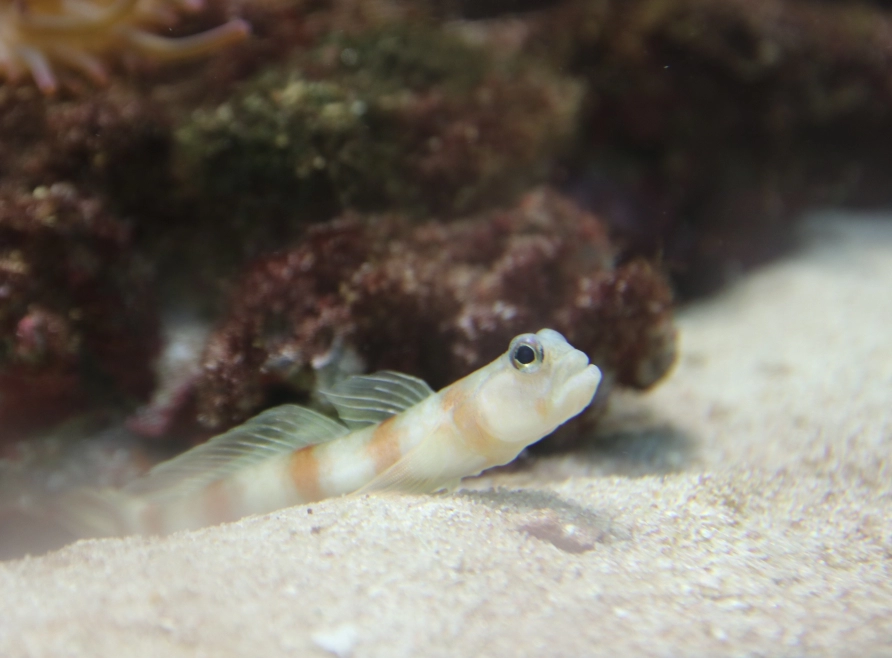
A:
<box><xmin>515</xmin><ymin>344</ymin><xmax>536</xmax><ymax>365</ymax></box>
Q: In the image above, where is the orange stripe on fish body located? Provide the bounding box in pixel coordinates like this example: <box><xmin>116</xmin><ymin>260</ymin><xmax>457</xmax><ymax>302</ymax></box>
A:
<box><xmin>289</xmin><ymin>446</ymin><xmax>324</xmax><ymax>503</ymax></box>
<box><xmin>202</xmin><ymin>478</ymin><xmax>236</xmax><ymax>526</ymax></box>
<box><xmin>366</xmin><ymin>416</ymin><xmax>406</xmax><ymax>474</ymax></box>
<box><xmin>138</xmin><ymin>501</ymin><xmax>165</xmax><ymax>536</ymax></box>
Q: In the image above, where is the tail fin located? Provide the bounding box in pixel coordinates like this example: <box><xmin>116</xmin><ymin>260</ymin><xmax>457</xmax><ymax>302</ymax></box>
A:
<box><xmin>0</xmin><ymin>488</ymin><xmax>141</xmax><ymax>559</ymax></box>
<box><xmin>0</xmin><ymin>502</ymin><xmax>77</xmax><ymax>560</ymax></box>
<box><xmin>51</xmin><ymin>487</ymin><xmax>140</xmax><ymax>539</ymax></box>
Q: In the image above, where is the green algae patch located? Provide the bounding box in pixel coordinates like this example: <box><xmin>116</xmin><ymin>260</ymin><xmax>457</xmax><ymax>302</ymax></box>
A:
<box><xmin>334</xmin><ymin>25</ymin><xmax>487</xmax><ymax>94</ymax></box>
<box><xmin>174</xmin><ymin>24</ymin><xmax>582</xmax><ymax>221</ymax></box>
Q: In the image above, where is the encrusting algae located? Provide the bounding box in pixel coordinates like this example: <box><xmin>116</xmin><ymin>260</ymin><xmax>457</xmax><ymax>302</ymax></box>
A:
<box><xmin>0</xmin><ymin>0</ymin><xmax>249</xmax><ymax>93</ymax></box>
<box><xmin>174</xmin><ymin>24</ymin><xmax>583</xmax><ymax>219</ymax></box>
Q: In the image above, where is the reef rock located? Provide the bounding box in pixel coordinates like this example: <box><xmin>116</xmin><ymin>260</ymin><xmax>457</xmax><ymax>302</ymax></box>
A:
<box><xmin>0</xmin><ymin>183</ymin><xmax>159</xmax><ymax>442</ymax></box>
<box><xmin>192</xmin><ymin>188</ymin><xmax>676</xmax><ymax>434</ymax></box>
<box><xmin>175</xmin><ymin>22</ymin><xmax>582</xmax><ymax>225</ymax></box>
<box><xmin>485</xmin><ymin>0</ymin><xmax>892</xmax><ymax>293</ymax></box>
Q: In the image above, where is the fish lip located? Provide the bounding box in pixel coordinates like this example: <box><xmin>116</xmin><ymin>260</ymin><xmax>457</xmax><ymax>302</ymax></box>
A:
<box><xmin>552</xmin><ymin>350</ymin><xmax>601</xmax><ymax>413</ymax></box>
<box><xmin>568</xmin><ymin>363</ymin><xmax>601</xmax><ymax>389</ymax></box>
<box><xmin>555</xmin><ymin>348</ymin><xmax>590</xmax><ymax>376</ymax></box>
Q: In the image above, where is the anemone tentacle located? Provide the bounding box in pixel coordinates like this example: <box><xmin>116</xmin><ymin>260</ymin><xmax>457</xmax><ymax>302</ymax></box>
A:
<box><xmin>0</xmin><ymin>0</ymin><xmax>249</xmax><ymax>93</ymax></box>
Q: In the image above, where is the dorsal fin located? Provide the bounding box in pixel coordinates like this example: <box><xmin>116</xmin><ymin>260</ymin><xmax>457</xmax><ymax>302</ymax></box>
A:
<box><xmin>321</xmin><ymin>371</ymin><xmax>435</xmax><ymax>430</ymax></box>
<box><xmin>124</xmin><ymin>405</ymin><xmax>348</xmax><ymax>502</ymax></box>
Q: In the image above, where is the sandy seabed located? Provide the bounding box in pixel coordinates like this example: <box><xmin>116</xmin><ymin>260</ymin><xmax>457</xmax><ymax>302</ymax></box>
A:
<box><xmin>0</xmin><ymin>212</ymin><xmax>890</xmax><ymax>657</ymax></box>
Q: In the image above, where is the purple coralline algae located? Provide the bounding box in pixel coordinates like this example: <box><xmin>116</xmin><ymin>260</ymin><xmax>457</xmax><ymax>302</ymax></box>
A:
<box><xmin>0</xmin><ymin>183</ymin><xmax>159</xmax><ymax>442</ymax></box>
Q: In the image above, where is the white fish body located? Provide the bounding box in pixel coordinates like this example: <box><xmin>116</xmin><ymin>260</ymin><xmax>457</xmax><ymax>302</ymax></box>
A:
<box><xmin>62</xmin><ymin>329</ymin><xmax>601</xmax><ymax>537</ymax></box>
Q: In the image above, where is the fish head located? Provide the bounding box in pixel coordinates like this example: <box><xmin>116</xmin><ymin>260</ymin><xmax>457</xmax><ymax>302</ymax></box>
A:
<box><xmin>474</xmin><ymin>329</ymin><xmax>602</xmax><ymax>446</ymax></box>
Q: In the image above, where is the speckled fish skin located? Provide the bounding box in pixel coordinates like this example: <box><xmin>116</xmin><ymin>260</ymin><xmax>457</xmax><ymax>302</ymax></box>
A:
<box><xmin>62</xmin><ymin>329</ymin><xmax>601</xmax><ymax>538</ymax></box>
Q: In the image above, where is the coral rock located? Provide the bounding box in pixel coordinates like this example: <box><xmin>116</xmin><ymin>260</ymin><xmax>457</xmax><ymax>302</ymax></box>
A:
<box><xmin>499</xmin><ymin>0</ymin><xmax>892</xmax><ymax>293</ymax></box>
<box><xmin>192</xmin><ymin>188</ymin><xmax>676</xmax><ymax>434</ymax></box>
<box><xmin>0</xmin><ymin>84</ymin><xmax>173</xmax><ymax>213</ymax></box>
<box><xmin>174</xmin><ymin>23</ymin><xmax>582</xmax><ymax>224</ymax></box>
<box><xmin>0</xmin><ymin>182</ymin><xmax>159</xmax><ymax>441</ymax></box>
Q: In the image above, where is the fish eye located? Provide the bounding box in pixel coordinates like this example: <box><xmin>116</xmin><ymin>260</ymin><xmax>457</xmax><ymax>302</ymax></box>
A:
<box><xmin>515</xmin><ymin>345</ymin><xmax>536</xmax><ymax>364</ymax></box>
<box><xmin>509</xmin><ymin>334</ymin><xmax>544</xmax><ymax>372</ymax></box>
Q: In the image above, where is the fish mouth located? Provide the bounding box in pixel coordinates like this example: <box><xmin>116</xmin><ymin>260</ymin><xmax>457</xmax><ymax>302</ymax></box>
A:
<box><xmin>556</xmin><ymin>348</ymin><xmax>591</xmax><ymax>377</ymax></box>
<box><xmin>552</xmin><ymin>349</ymin><xmax>601</xmax><ymax>416</ymax></box>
